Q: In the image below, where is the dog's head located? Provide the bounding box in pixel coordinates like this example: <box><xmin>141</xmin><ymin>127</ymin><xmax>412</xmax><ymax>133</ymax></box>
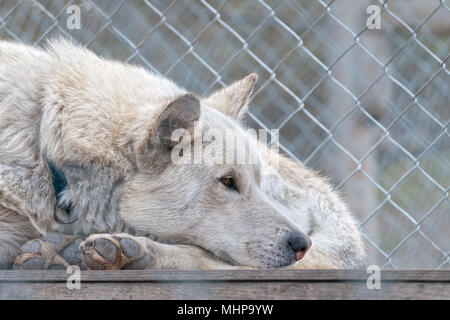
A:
<box><xmin>119</xmin><ymin>74</ymin><xmax>311</xmax><ymax>268</ymax></box>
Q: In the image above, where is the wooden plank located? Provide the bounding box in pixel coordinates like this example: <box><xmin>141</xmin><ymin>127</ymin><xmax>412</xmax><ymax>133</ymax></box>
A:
<box><xmin>1</xmin><ymin>280</ymin><xmax>449</xmax><ymax>300</ymax></box>
<box><xmin>1</xmin><ymin>270</ymin><xmax>449</xmax><ymax>282</ymax></box>
<box><xmin>0</xmin><ymin>270</ymin><xmax>449</xmax><ymax>300</ymax></box>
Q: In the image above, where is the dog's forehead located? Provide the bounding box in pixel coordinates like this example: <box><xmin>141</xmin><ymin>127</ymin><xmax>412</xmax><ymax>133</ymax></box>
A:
<box><xmin>198</xmin><ymin>104</ymin><xmax>264</xmax><ymax>171</ymax></box>
<box><xmin>200</xmin><ymin>104</ymin><xmax>244</xmax><ymax>131</ymax></box>
<box><xmin>199</xmin><ymin>105</ymin><xmax>256</xmax><ymax>145</ymax></box>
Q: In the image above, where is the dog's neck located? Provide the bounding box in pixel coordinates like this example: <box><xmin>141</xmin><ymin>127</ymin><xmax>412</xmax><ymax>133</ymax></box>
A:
<box><xmin>46</xmin><ymin>159</ymin><xmax>75</xmax><ymax>223</ymax></box>
<box><xmin>46</xmin><ymin>159</ymin><xmax>129</xmax><ymax>235</ymax></box>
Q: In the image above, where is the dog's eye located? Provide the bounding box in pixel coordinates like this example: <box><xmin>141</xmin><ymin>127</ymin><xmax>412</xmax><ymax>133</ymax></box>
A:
<box><xmin>219</xmin><ymin>176</ymin><xmax>239</xmax><ymax>192</ymax></box>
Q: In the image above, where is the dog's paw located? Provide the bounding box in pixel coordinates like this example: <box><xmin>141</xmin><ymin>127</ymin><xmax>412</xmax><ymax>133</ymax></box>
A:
<box><xmin>14</xmin><ymin>234</ymin><xmax>83</xmax><ymax>270</ymax></box>
<box><xmin>80</xmin><ymin>233</ymin><xmax>154</xmax><ymax>270</ymax></box>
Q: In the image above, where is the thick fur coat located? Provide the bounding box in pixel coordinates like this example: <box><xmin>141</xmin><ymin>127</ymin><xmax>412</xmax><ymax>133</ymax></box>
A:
<box><xmin>0</xmin><ymin>39</ymin><xmax>366</xmax><ymax>270</ymax></box>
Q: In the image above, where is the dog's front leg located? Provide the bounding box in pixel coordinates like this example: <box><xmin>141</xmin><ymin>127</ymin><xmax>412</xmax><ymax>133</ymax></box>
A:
<box><xmin>79</xmin><ymin>233</ymin><xmax>238</xmax><ymax>270</ymax></box>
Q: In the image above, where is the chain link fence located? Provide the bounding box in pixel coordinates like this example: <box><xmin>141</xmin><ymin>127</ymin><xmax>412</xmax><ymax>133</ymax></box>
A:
<box><xmin>1</xmin><ymin>0</ymin><xmax>448</xmax><ymax>269</ymax></box>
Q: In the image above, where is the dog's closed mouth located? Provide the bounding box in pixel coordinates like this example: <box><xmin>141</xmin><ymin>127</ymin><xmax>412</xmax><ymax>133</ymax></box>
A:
<box><xmin>200</xmin><ymin>245</ymin><xmax>240</xmax><ymax>267</ymax></box>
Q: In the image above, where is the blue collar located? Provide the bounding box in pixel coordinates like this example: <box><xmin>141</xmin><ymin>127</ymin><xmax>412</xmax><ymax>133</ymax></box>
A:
<box><xmin>47</xmin><ymin>160</ymin><xmax>68</xmax><ymax>203</ymax></box>
<box><xmin>47</xmin><ymin>160</ymin><xmax>77</xmax><ymax>224</ymax></box>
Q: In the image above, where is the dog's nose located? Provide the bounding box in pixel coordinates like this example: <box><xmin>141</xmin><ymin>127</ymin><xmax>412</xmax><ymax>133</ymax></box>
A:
<box><xmin>287</xmin><ymin>232</ymin><xmax>311</xmax><ymax>260</ymax></box>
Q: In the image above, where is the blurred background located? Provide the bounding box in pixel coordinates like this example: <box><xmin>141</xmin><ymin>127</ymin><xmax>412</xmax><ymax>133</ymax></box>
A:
<box><xmin>0</xmin><ymin>0</ymin><xmax>448</xmax><ymax>269</ymax></box>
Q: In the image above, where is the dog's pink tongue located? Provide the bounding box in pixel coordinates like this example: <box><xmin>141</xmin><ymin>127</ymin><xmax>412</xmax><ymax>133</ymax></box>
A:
<box><xmin>294</xmin><ymin>236</ymin><xmax>311</xmax><ymax>260</ymax></box>
<box><xmin>296</xmin><ymin>251</ymin><xmax>306</xmax><ymax>260</ymax></box>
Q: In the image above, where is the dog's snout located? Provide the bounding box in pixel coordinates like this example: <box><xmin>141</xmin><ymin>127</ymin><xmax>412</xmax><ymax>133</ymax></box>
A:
<box><xmin>287</xmin><ymin>232</ymin><xmax>311</xmax><ymax>261</ymax></box>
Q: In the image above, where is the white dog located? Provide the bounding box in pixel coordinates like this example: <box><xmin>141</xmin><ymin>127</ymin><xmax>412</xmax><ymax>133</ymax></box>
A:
<box><xmin>0</xmin><ymin>39</ymin><xmax>365</xmax><ymax>270</ymax></box>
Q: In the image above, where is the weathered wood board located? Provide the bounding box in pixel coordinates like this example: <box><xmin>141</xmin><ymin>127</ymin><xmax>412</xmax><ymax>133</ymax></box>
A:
<box><xmin>0</xmin><ymin>270</ymin><xmax>448</xmax><ymax>300</ymax></box>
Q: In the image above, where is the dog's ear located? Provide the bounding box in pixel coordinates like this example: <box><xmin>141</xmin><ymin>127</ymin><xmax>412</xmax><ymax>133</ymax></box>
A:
<box><xmin>145</xmin><ymin>93</ymin><xmax>200</xmax><ymax>168</ymax></box>
<box><xmin>205</xmin><ymin>73</ymin><xmax>257</xmax><ymax>120</ymax></box>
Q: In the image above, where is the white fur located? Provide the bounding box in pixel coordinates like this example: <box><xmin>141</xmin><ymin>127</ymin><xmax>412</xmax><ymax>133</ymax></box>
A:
<box><xmin>0</xmin><ymin>39</ymin><xmax>365</xmax><ymax>269</ymax></box>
